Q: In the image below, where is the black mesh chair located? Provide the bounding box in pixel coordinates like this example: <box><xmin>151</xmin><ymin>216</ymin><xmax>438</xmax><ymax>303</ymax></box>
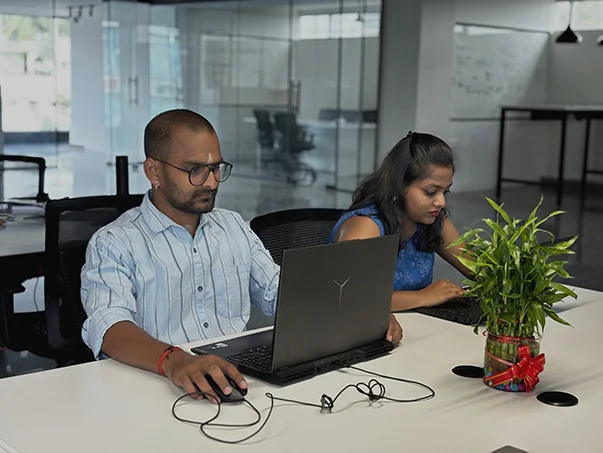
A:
<box><xmin>273</xmin><ymin>112</ymin><xmax>317</xmax><ymax>185</ymax></box>
<box><xmin>0</xmin><ymin>154</ymin><xmax>49</xmax><ymax>202</ymax></box>
<box><xmin>44</xmin><ymin>194</ymin><xmax>144</xmax><ymax>364</ymax></box>
<box><xmin>253</xmin><ymin>109</ymin><xmax>275</xmax><ymax>150</ymax></box>
<box><xmin>250</xmin><ymin>208</ymin><xmax>345</xmax><ymax>267</ymax></box>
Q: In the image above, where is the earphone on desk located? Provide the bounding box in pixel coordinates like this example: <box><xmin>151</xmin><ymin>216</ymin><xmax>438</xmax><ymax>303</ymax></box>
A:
<box><xmin>171</xmin><ymin>364</ymin><xmax>435</xmax><ymax>444</ymax></box>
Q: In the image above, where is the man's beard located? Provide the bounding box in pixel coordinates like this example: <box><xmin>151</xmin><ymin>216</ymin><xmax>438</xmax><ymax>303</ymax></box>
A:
<box><xmin>165</xmin><ymin>185</ymin><xmax>218</xmax><ymax>215</ymax></box>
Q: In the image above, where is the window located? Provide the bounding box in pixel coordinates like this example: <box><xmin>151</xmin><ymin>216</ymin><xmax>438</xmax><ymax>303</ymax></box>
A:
<box><xmin>0</xmin><ymin>14</ymin><xmax>71</xmax><ymax>132</ymax></box>
<box><xmin>554</xmin><ymin>1</ymin><xmax>603</xmax><ymax>31</ymax></box>
<box><xmin>298</xmin><ymin>12</ymin><xmax>380</xmax><ymax>40</ymax></box>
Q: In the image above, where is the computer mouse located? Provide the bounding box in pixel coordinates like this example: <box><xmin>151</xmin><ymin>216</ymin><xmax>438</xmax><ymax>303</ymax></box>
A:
<box><xmin>202</xmin><ymin>375</ymin><xmax>247</xmax><ymax>403</ymax></box>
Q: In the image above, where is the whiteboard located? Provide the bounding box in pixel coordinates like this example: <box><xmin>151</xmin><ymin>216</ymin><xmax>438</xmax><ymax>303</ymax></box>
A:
<box><xmin>450</xmin><ymin>25</ymin><xmax>550</xmax><ymax>119</ymax></box>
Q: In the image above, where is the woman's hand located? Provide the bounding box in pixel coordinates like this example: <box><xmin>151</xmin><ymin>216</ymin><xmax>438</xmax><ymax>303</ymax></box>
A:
<box><xmin>418</xmin><ymin>279</ymin><xmax>466</xmax><ymax>307</ymax></box>
<box><xmin>386</xmin><ymin>314</ymin><xmax>403</xmax><ymax>344</ymax></box>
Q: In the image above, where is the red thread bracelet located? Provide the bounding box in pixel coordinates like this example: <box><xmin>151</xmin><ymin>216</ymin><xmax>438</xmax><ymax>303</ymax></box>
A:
<box><xmin>157</xmin><ymin>346</ymin><xmax>182</xmax><ymax>376</ymax></box>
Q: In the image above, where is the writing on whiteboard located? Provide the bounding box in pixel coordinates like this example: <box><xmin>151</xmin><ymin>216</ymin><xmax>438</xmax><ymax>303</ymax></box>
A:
<box><xmin>450</xmin><ymin>26</ymin><xmax>549</xmax><ymax>119</ymax></box>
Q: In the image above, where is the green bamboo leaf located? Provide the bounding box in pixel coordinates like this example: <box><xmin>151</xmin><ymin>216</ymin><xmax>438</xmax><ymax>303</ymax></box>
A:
<box><xmin>543</xmin><ymin>292</ymin><xmax>569</xmax><ymax>304</ymax></box>
<box><xmin>485</xmin><ymin>197</ymin><xmax>513</xmax><ymax>224</ymax></box>
<box><xmin>527</xmin><ymin>196</ymin><xmax>544</xmax><ymax>224</ymax></box>
<box><xmin>535</xmin><ymin>210</ymin><xmax>566</xmax><ymax>228</ymax></box>
<box><xmin>454</xmin><ymin>254</ymin><xmax>478</xmax><ymax>273</ymax></box>
<box><xmin>549</xmin><ymin>282</ymin><xmax>577</xmax><ymax>298</ymax></box>
<box><xmin>510</xmin><ymin>218</ymin><xmax>537</xmax><ymax>244</ymax></box>
<box><xmin>535</xmin><ymin>228</ymin><xmax>555</xmax><ymax>240</ymax></box>
<box><xmin>542</xmin><ymin>306</ymin><xmax>572</xmax><ymax>327</ymax></box>
<box><xmin>532</xmin><ymin>303</ymin><xmax>546</xmax><ymax>328</ymax></box>
<box><xmin>502</xmin><ymin>278</ymin><xmax>512</xmax><ymax>295</ymax></box>
<box><xmin>447</xmin><ymin>228</ymin><xmax>484</xmax><ymax>248</ymax></box>
<box><xmin>552</xmin><ymin>236</ymin><xmax>579</xmax><ymax>250</ymax></box>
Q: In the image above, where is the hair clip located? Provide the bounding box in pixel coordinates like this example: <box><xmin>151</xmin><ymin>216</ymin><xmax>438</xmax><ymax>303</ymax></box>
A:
<box><xmin>405</xmin><ymin>130</ymin><xmax>413</xmax><ymax>138</ymax></box>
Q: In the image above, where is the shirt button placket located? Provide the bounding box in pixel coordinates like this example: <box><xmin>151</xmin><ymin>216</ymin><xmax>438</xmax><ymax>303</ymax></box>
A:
<box><xmin>192</xmin><ymin>242</ymin><xmax>209</xmax><ymax>334</ymax></box>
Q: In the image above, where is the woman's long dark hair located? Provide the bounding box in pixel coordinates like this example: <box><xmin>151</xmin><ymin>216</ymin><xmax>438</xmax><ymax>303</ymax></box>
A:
<box><xmin>349</xmin><ymin>131</ymin><xmax>454</xmax><ymax>252</ymax></box>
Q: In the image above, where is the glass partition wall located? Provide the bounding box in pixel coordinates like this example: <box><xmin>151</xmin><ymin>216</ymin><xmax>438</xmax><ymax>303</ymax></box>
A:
<box><xmin>0</xmin><ymin>1</ymin><xmax>68</xmax><ymax>200</ymax></box>
<box><xmin>103</xmin><ymin>0</ymin><xmax>381</xmax><ymax>192</ymax></box>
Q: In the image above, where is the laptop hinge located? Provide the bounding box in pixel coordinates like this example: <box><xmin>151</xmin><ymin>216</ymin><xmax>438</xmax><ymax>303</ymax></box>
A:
<box><xmin>312</xmin><ymin>349</ymin><xmax>366</xmax><ymax>374</ymax></box>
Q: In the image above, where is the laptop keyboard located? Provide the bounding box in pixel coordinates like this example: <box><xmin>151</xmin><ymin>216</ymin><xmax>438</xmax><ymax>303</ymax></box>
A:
<box><xmin>228</xmin><ymin>345</ymin><xmax>273</xmax><ymax>372</ymax></box>
<box><xmin>415</xmin><ymin>297</ymin><xmax>483</xmax><ymax>326</ymax></box>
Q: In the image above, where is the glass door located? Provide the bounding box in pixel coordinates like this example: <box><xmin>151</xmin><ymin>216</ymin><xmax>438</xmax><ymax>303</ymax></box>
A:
<box><xmin>104</xmin><ymin>1</ymin><xmax>151</xmax><ymax>167</ymax></box>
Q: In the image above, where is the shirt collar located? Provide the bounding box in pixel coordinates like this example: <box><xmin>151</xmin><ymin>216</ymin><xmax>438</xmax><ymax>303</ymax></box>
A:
<box><xmin>140</xmin><ymin>190</ymin><xmax>209</xmax><ymax>234</ymax></box>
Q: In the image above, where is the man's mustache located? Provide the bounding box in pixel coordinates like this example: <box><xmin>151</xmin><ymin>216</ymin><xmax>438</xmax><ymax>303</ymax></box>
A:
<box><xmin>194</xmin><ymin>189</ymin><xmax>217</xmax><ymax>197</ymax></box>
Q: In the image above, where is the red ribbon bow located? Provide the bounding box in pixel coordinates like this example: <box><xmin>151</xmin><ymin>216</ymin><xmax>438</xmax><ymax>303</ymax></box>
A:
<box><xmin>486</xmin><ymin>345</ymin><xmax>546</xmax><ymax>391</ymax></box>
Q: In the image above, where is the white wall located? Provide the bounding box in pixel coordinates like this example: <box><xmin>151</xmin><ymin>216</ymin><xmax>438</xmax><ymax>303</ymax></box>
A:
<box><xmin>378</xmin><ymin>0</ymin><xmax>423</xmax><ymax>158</ymax></box>
<box><xmin>376</xmin><ymin>0</ymin><xmax>559</xmax><ymax>192</ymax></box>
<box><xmin>448</xmin><ymin>0</ymin><xmax>557</xmax><ymax>192</ymax></box>
<box><xmin>547</xmin><ymin>30</ymin><xmax>603</xmax><ymax>183</ymax></box>
<box><xmin>415</xmin><ymin>0</ymin><xmax>455</xmax><ymax>138</ymax></box>
<box><xmin>455</xmin><ymin>0</ymin><xmax>554</xmax><ymax>31</ymax></box>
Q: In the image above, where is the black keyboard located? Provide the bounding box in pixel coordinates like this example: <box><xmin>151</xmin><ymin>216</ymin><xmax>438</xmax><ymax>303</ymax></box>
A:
<box><xmin>228</xmin><ymin>345</ymin><xmax>273</xmax><ymax>372</ymax></box>
<box><xmin>415</xmin><ymin>297</ymin><xmax>483</xmax><ymax>326</ymax></box>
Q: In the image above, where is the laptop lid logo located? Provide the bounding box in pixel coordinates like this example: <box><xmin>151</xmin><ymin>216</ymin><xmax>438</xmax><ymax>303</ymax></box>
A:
<box><xmin>332</xmin><ymin>277</ymin><xmax>351</xmax><ymax>313</ymax></box>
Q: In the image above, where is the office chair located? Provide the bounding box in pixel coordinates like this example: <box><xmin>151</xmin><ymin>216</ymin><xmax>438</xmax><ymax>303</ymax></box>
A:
<box><xmin>341</xmin><ymin>110</ymin><xmax>360</xmax><ymax>123</ymax></box>
<box><xmin>253</xmin><ymin>109</ymin><xmax>275</xmax><ymax>150</ymax></box>
<box><xmin>362</xmin><ymin>110</ymin><xmax>377</xmax><ymax>124</ymax></box>
<box><xmin>318</xmin><ymin>108</ymin><xmax>339</xmax><ymax>122</ymax></box>
<box><xmin>273</xmin><ymin>112</ymin><xmax>317</xmax><ymax>185</ymax></box>
<box><xmin>44</xmin><ymin>194</ymin><xmax>144</xmax><ymax>364</ymax></box>
<box><xmin>250</xmin><ymin>208</ymin><xmax>345</xmax><ymax>267</ymax></box>
<box><xmin>0</xmin><ymin>155</ymin><xmax>49</xmax><ymax>202</ymax></box>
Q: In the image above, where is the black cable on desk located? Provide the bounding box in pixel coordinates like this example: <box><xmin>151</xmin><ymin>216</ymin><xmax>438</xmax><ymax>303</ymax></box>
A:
<box><xmin>171</xmin><ymin>365</ymin><xmax>435</xmax><ymax>444</ymax></box>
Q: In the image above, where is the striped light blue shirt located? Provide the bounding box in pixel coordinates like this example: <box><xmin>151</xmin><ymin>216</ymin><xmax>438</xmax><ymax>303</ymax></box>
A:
<box><xmin>80</xmin><ymin>191</ymin><xmax>280</xmax><ymax>358</ymax></box>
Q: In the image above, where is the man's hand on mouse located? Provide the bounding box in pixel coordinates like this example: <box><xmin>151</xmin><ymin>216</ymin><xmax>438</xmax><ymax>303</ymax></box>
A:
<box><xmin>161</xmin><ymin>350</ymin><xmax>246</xmax><ymax>403</ymax></box>
<box><xmin>386</xmin><ymin>314</ymin><xmax>403</xmax><ymax>344</ymax></box>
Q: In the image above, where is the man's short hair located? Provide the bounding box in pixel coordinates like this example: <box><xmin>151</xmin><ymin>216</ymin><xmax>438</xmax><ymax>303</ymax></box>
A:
<box><xmin>143</xmin><ymin>109</ymin><xmax>216</xmax><ymax>160</ymax></box>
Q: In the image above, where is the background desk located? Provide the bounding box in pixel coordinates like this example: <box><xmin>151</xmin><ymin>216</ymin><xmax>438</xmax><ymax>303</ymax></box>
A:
<box><xmin>0</xmin><ymin>218</ymin><xmax>45</xmax><ymax>301</ymax></box>
<box><xmin>0</xmin><ymin>219</ymin><xmax>45</xmax><ymax>259</ymax></box>
<box><xmin>0</xmin><ymin>287</ymin><xmax>601</xmax><ymax>452</ymax></box>
<box><xmin>496</xmin><ymin>104</ymin><xmax>603</xmax><ymax>207</ymax></box>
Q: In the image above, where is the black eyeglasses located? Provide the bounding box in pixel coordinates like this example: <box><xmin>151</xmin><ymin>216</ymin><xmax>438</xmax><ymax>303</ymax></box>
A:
<box><xmin>157</xmin><ymin>160</ymin><xmax>233</xmax><ymax>186</ymax></box>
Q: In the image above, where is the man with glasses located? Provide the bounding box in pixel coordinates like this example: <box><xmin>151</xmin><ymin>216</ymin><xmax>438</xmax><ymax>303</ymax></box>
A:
<box><xmin>80</xmin><ymin>109</ymin><xmax>402</xmax><ymax>402</ymax></box>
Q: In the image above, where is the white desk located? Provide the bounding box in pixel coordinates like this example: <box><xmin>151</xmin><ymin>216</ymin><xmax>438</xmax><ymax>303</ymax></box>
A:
<box><xmin>0</xmin><ymin>288</ymin><xmax>601</xmax><ymax>453</ymax></box>
<box><xmin>0</xmin><ymin>218</ymin><xmax>45</xmax><ymax>258</ymax></box>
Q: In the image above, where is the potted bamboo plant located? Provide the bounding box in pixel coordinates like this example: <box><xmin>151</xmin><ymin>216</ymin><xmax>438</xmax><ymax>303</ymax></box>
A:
<box><xmin>449</xmin><ymin>197</ymin><xmax>577</xmax><ymax>392</ymax></box>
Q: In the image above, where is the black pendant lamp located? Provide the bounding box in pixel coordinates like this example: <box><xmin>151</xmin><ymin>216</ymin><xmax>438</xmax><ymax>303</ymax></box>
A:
<box><xmin>598</xmin><ymin>34</ymin><xmax>603</xmax><ymax>46</ymax></box>
<box><xmin>556</xmin><ymin>0</ymin><xmax>582</xmax><ymax>44</ymax></box>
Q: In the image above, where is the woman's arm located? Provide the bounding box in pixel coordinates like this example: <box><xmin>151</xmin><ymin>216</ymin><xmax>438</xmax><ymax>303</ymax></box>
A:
<box><xmin>335</xmin><ymin>217</ymin><xmax>464</xmax><ymax>311</ymax></box>
<box><xmin>436</xmin><ymin>218</ymin><xmax>473</xmax><ymax>279</ymax></box>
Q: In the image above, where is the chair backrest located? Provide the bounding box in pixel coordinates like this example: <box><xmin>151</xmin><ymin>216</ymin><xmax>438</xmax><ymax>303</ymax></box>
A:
<box><xmin>253</xmin><ymin>109</ymin><xmax>274</xmax><ymax>147</ymax></box>
<box><xmin>318</xmin><ymin>108</ymin><xmax>339</xmax><ymax>121</ymax></box>
<box><xmin>44</xmin><ymin>194</ymin><xmax>144</xmax><ymax>350</ymax></box>
<box><xmin>250</xmin><ymin>208</ymin><xmax>345</xmax><ymax>267</ymax></box>
<box><xmin>0</xmin><ymin>154</ymin><xmax>49</xmax><ymax>202</ymax></box>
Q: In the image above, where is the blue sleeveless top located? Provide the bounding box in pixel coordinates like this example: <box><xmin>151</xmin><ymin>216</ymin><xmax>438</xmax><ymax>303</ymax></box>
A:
<box><xmin>329</xmin><ymin>205</ymin><xmax>435</xmax><ymax>291</ymax></box>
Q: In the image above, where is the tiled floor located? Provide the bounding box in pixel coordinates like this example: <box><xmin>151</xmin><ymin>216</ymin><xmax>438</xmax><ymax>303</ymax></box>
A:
<box><xmin>2</xmin><ymin>144</ymin><xmax>603</xmax><ymax>378</ymax></box>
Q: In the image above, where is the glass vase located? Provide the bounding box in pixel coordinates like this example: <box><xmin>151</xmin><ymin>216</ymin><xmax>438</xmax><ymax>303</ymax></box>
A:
<box><xmin>482</xmin><ymin>332</ymin><xmax>541</xmax><ymax>392</ymax></box>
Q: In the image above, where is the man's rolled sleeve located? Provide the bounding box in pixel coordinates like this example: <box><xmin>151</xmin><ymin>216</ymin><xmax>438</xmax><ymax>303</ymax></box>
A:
<box><xmin>82</xmin><ymin>307</ymin><xmax>136</xmax><ymax>358</ymax></box>
<box><xmin>80</xmin><ymin>233</ymin><xmax>138</xmax><ymax>358</ymax></box>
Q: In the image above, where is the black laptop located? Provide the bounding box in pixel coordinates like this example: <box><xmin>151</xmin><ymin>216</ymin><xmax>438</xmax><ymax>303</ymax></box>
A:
<box><xmin>191</xmin><ymin>234</ymin><xmax>399</xmax><ymax>386</ymax></box>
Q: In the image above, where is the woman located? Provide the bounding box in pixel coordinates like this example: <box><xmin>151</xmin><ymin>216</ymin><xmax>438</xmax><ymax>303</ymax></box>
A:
<box><xmin>330</xmin><ymin>131</ymin><xmax>472</xmax><ymax>311</ymax></box>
